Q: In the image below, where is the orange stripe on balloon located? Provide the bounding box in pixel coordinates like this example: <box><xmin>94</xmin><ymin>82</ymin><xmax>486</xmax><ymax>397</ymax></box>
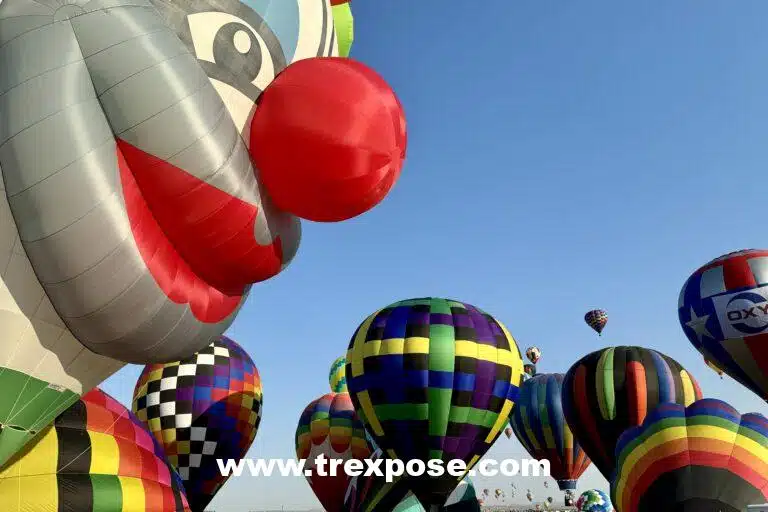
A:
<box><xmin>626</xmin><ymin>361</ymin><xmax>647</xmax><ymax>426</ymax></box>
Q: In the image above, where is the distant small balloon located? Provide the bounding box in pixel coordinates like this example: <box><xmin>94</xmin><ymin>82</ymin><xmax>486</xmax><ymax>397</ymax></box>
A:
<box><xmin>584</xmin><ymin>309</ymin><xmax>608</xmax><ymax>335</ymax></box>
<box><xmin>576</xmin><ymin>489</ymin><xmax>614</xmax><ymax>512</ymax></box>
<box><xmin>526</xmin><ymin>346</ymin><xmax>542</xmax><ymax>364</ymax></box>
<box><xmin>329</xmin><ymin>355</ymin><xmax>348</xmax><ymax>392</ymax></box>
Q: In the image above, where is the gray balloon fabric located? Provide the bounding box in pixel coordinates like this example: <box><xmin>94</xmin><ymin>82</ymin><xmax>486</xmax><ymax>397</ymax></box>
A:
<box><xmin>0</xmin><ymin>0</ymin><xmax>336</xmax><ymax>468</ymax></box>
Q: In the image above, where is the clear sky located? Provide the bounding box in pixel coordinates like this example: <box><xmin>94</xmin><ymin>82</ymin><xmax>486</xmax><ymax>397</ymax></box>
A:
<box><xmin>102</xmin><ymin>1</ymin><xmax>768</xmax><ymax>509</ymax></box>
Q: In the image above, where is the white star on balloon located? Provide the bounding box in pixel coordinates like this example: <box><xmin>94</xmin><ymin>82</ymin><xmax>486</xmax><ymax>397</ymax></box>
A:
<box><xmin>685</xmin><ymin>307</ymin><xmax>713</xmax><ymax>342</ymax></box>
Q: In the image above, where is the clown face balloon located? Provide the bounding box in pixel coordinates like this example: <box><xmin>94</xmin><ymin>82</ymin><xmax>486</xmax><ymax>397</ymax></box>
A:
<box><xmin>0</xmin><ymin>0</ymin><xmax>405</xmax><ymax>469</ymax></box>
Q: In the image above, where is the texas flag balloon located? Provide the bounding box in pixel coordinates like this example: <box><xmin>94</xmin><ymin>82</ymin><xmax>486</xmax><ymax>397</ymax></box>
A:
<box><xmin>0</xmin><ymin>0</ymin><xmax>406</xmax><ymax>469</ymax></box>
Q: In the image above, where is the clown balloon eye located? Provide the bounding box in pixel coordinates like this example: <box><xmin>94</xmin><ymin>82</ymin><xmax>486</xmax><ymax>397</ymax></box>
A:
<box><xmin>233</xmin><ymin>30</ymin><xmax>251</xmax><ymax>54</ymax></box>
<box><xmin>186</xmin><ymin>11</ymin><xmax>283</xmax><ymax>101</ymax></box>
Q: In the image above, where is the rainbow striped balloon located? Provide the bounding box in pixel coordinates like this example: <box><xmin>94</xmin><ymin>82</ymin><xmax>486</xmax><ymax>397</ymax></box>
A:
<box><xmin>562</xmin><ymin>346</ymin><xmax>703</xmax><ymax>479</ymax></box>
<box><xmin>329</xmin><ymin>355</ymin><xmax>348</xmax><ymax>393</ymax></box>
<box><xmin>0</xmin><ymin>388</ymin><xmax>190</xmax><ymax>511</ymax></box>
<box><xmin>296</xmin><ymin>393</ymin><xmax>372</xmax><ymax>511</ymax></box>
<box><xmin>612</xmin><ymin>398</ymin><xmax>768</xmax><ymax>512</ymax></box>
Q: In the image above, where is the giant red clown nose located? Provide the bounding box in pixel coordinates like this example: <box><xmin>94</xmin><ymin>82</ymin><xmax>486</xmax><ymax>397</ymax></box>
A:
<box><xmin>249</xmin><ymin>57</ymin><xmax>407</xmax><ymax>222</ymax></box>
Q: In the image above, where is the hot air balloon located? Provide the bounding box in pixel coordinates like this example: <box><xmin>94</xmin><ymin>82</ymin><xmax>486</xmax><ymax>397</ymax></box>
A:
<box><xmin>525</xmin><ymin>364</ymin><xmax>538</xmax><ymax>378</ymax></box>
<box><xmin>678</xmin><ymin>249</ymin><xmax>768</xmax><ymax>401</ymax></box>
<box><xmin>0</xmin><ymin>388</ymin><xmax>190</xmax><ymax>511</ymax></box>
<box><xmin>527</xmin><ymin>490</ymin><xmax>534</xmax><ymax>502</ymax></box>
<box><xmin>544</xmin><ymin>481</ymin><xmax>549</xmax><ymax>488</ymax></box>
<box><xmin>576</xmin><ymin>490</ymin><xmax>613</xmax><ymax>512</ymax></box>
<box><xmin>704</xmin><ymin>357</ymin><xmax>725</xmax><ymax>378</ymax></box>
<box><xmin>612</xmin><ymin>398</ymin><xmax>768</xmax><ymax>512</ymax></box>
<box><xmin>562</xmin><ymin>346</ymin><xmax>702</xmax><ymax>479</ymax></box>
<box><xmin>510</xmin><ymin>374</ymin><xmax>591</xmax><ymax>492</ymax></box>
<box><xmin>331</xmin><ymin>0</ymin><xmax>354</xmax><ymax>57</ymax></box>
<box><xmin>547</xmin><ymin>496</ymin><xmax>554</xmax><ymax>503</ymax></box>
<box><xmin>330</xmin><ymin>355</ymin><xmax>348</xmax><ymax>393</ymax></box>
<box><xmin>565</xmin><ymin>490</ymin><xmax>576</xmax><ymax>506</ymax></box>
<box><xmin>0</xmin><ymin>0</ymin><xmax>389</xmax><ymax>467</ymax></box>
<box><xmin>526</xmin><ymin>347</ymin><xmax>542</xmax><ymax>364</ymax></box>
<box><xmin>504</xmin><ymin>426</ymin><xmax>514</xmax><ymax>439</ymax></box>
<box><xmin>132</xmin><ymin>336</ymin><xmax>262</xmax><ymax>511</ymax></box>
<box><xmin>584</xmin><ymin>310</ymin><xmax>608</xmax><ymax>335</ymax></box>
<box><xmin>345</xmin><ymin>297</ymin><xmax>525</xmax><ymax>508</ymax></box>
<box><xmin>297</xmin><ymin>392</ymin><xmax>372</xmax><ymax>512</ymax></box>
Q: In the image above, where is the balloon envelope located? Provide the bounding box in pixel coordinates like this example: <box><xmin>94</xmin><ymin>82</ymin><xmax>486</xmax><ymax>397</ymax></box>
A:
<box><xmin>562</xmin><ymin>346</ymin><xmax>702</xmax><ymax>479</ymax></box>
<box><xmin>576</xmin><ymin>490</ymin><xmax>613</xmax><ymax>512</ymax></box>
<box><xmin>612</xmin><ymin>398</ymin><xmax>768</xmax><ymax>512</ymax></box>
<box><xmin>678</xmin><ymin>249</ymin><xmax>768</xmax><ymax>401</ymax></box>
<box><xmin>330</xmin><ymin>355</ymin><xmax>348</xmax><ymax>393</ymax></box>
<box><xmin>584</xmin><ymin>310</ymin><xmax>608</xmax><ymax>335</ymax></box>
<box><xmin>345</xmin><ymin>297</ymin><xmax>524</xmax><ymax>507</ymax></box>
<box><xmin>0</xmin><ymin>388</ymin><xmax>190</xmax><ymax>511</ymax></box>
<box><xmin>526</xmin><ymin>347</ymin><xmax>542</xmax><ymax>364</ymax></box>
<box><xmin>0</xmin><ymin>0</ymin><xmax>335</xmax><ymax>465</ymax></box>
<box><xmin>132</xmin><ymin>336</ymin><xmax>262</xmax><ymax>511</ymax></box>
<box><xmin>297</xmin><ymin>392</ymin><xmax>372</xmax><ymax>512</ymax></box>
<box><xmin>510</xmin><ymin>374</ymin><xmax>591</xmax><ymax>491</ymax></box>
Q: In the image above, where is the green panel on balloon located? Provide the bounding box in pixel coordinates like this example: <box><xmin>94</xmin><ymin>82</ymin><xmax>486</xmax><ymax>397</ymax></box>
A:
<box><xmin>90</xmin><ymin>474</ymin><xmax>124</xmax><ymax>510</ymax></box>
<box><xmin>332</xmin><ymin>3</ymin><xmax>354</xmax><ymax>57</ymax></box>
<box><xmin>0</xmin><ymin>367</ymin><xmax>78</xmax><ymax>468</ymax></box>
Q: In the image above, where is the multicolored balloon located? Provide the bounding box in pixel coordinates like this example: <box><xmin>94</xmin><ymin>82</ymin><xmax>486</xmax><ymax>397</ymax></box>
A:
<box><xmin>330</xmin><ymin>355</ymin><xmax>348</xmax><ymax>393</ymax></box>
<box><xmin>526</xmin><ymin>346</ymin><xmax>542</xmax><ymax>364</ymax></box>
<box><xmin>524</xmin><ymin>363</ymin><xmax>538</xmax><ymax>378</ymax></box>
<box><xmin>331</xmin><ymin>0</ymin><xmax>355</xmax><ymax>57</ymax></box>
<box><xmin>562</xmin><ymin>346</ymin><xmax>702</xmax><ymax>479</ymax></box>
<box><xmin>576</xmin><ymin>490</ymin><xmax>613</xmax><ymax>511</ymax></box>
<box><xmin>0</xmin><ymin>0</ymin><xmax>394</xmax><ymax>468</ymax></box>
<box><xmin>132</xmin><ymin>336</ymin><xmax>262</xmax><ymax>511</ymax></box>
<box><xmin>678</xmin><ymin>249</ymin><xmax>768</xmax><ymax>401</ymax></box>
<box><xmin>510</xmin><ymin>374</ymin><xmax>591</xmax><ymax>491</ymax></box>
<box><xmin>297</xmin><ymin>392</ymin><xmax>372</xmax><ymax>512</ymax></box>
<box><xmin>612</xmin><ymin>399</ymin><xmax>768</xmax><ymax>512</ymax></box>
<box><xmin>0</xmin><ymin>388</ymin><xmax>190</xmax><ymax>511</ymax></box>
<box><xmin>345</xmin><ymin>297</ymin><xmax>525</xmax><ymax>507</ymax></box>
<box><xmin>584</xmin><ymin>310</ymin><xmax>608</xmax><ymax>335</ymax></box>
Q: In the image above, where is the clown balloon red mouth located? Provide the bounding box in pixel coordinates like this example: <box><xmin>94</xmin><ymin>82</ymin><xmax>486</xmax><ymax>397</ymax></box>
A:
<box><xmin>117</xmin><ymin>139</ymin><xmax>286</xmax><ymax>323</ymax></box>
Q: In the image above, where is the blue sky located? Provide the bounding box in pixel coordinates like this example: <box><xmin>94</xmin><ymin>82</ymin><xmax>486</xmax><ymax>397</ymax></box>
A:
<box><xmin>102</xmin><ymin>1</ymin><xmax>768</xmax><ymax>509</ymax></box>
